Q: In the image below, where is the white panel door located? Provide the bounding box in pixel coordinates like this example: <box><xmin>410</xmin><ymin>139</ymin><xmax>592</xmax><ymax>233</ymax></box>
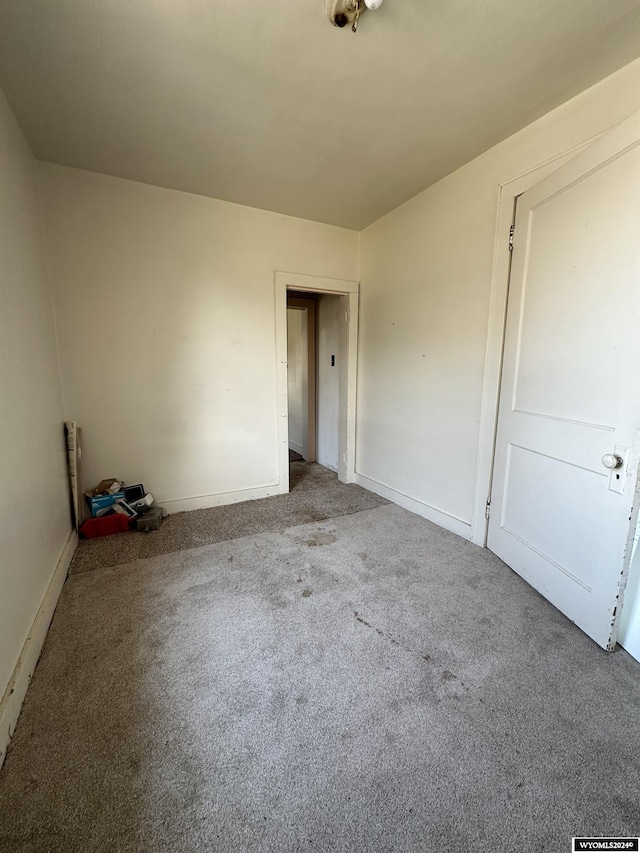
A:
<box><xmin>488</xmin><ymin>114</ymin><xmax>640</xmax><ymax>651</ymax></box>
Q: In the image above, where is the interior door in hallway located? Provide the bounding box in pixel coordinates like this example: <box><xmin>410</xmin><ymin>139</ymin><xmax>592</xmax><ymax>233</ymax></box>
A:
<box><xmin>287</xmin><ymin>295</ymin><xmax>317</xmax><ymax>462</ymax></box>
<box><xmin>488</xmin><ymin>116</ymin><xmax>640</xmax><ymax>651</ymax></box>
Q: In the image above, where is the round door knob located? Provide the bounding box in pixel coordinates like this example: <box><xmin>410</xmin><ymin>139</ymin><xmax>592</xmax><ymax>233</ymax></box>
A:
<box><xmin>602</xmin><ymin>453</ymin><xmax>623</xmax><ymax>470</ymax></box>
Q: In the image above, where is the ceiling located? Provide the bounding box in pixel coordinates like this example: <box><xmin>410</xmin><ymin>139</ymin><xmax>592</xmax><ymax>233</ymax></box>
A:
<box><xmin>0</xmin><ymin>1</ymin><xmax>639</xmax><ymax>230</ymax></box>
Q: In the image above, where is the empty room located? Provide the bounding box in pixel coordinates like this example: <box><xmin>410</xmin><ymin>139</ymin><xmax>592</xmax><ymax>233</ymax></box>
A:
<box><xmin>1</xmin><ymin>1</ymin><xmax>640</xmax><ymax>850</ymax></box>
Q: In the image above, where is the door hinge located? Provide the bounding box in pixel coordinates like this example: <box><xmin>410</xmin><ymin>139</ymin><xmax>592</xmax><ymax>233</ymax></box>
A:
<box><xmin>485</xmin><ymin>497</ymin><xmax>491</xmax><ymax>521</ymax></box>
<box><xmin>508</xmin><ymin>223</ymin><xmax>515</xmax><ymax>252</ymax></box>
<box><xmin>345</xmin><ymin>308</ymin><xmax>350</xmax><ymax>323</ymax></box>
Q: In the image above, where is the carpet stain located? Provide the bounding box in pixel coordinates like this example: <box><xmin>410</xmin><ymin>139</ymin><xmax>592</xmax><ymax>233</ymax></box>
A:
<box><xmin>354</xmin><ymin>611</ymin><xmax>371</xmax><ymax>628</ymax></box>
<box><xmin>301</xmin><ymin>589</ymin><xmax>312</xmax><ymax>598</ymax></box>
<box><xmin>306</xmin><ymin>531</ymin><xmax>336</xmax><ymax>547</ymax></box>
<box><xmin>441</xmin><ymin>670</ymin><xmax>458</xmax><ymax>681</ymax></box>
<box><xmin>354</xmin><ymin>610</ymin><xmax>433</xmax><ymax>664</ymax></box>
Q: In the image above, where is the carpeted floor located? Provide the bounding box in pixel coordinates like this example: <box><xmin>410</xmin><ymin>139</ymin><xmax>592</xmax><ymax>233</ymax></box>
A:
<box><xmin>1</xmin><ymin>484</ymin><xmax>640</xmax><ymax>851</ymax></box>
<box><xmin>70</xmin><ymin>462</ymin><xmax>387</xmax><ymax>575</ymax></box>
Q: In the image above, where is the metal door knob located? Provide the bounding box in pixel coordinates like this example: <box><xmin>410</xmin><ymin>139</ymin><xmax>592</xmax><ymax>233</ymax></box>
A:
<box><xmin>601</xmin><ymin>454</ymin><xmax>623</xmax><ymax>470</ymax></box>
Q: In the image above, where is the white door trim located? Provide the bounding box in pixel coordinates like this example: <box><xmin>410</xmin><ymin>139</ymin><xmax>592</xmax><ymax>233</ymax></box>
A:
<box><xmin>275</xmin><ymin>271</ymin><xmax>359</xmax><ymax>494</ymax></box>
<box><xmin>470</xmin><ymin>134</ymin><xmax>608</xmax><ymax>547</ymax></box>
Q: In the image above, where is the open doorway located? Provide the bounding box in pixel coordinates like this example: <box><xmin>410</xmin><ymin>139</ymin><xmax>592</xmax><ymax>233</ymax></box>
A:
<box><xmin>275</xmin><ymin>272</ymin><xmax>359</xmax><ymax>494</ymax></box>
<box><xmin>287</xmin><ymin>290</ymin><xmax>343</xmax><ymax>473</ymax></box>
<box><xmin>286</xmin><ymin>292</ymin><xmax>317</xmax><ymax>463</ymax></box>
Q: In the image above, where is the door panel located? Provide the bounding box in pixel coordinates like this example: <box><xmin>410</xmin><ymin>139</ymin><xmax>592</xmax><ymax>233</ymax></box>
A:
<box><xmin>502</xmin><ymin>442</ymin><xmax>609</xmax><ymax>591</ymax></box>
<box><xmin>489</xmin><ymin>115</ymin><xmax>640</xmax><ymax>650</ymax></box>
<box><xmin>513</xmin><ymin>152</ymin><xmax>634</xmax><ymax>427</ymax></box>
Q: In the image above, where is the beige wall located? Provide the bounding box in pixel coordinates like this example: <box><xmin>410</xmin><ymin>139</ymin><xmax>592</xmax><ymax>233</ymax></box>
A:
<box><xmin>356</xmin><ymin>57</ymin><xmax>640</xmax><ymax>538</ymax></box>
<box><xmin>39</xmin><ymin>165</ymin><xmax>359</xmax><ymax>511</ymax></box>
<box><xmin>0</xmin><ymin>92</ymin><xmax>71</xmax><ymax>698</ymax></box>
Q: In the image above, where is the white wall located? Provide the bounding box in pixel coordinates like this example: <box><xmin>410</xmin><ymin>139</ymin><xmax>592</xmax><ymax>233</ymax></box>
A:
<box><xmin>316</xmin><ymin>295</ymin><xmax>340</xmax><ymax>472</ymax></box>
<box><xmin>0</xmin><ymin>93</ymin><xmax>71</xmax><ymax>711</ymax></box>
<box><xmin>356</xmin><ymin>58</ymin><xmax>640</xmax><ymax>540</ymax></box>
<box><xmin>38</xmin><ymin>165</ymin><xmax>359</xmax><ymax>512</ymax></box>
<box><xmin>619</xmin><ymin>520</ymin><xmax>640</xmax><ymax>660</ymax></box>
<box><xmin>287</xmin><ymin>308</ymin><xmax>306</xmax><ymax>458</ymax></box>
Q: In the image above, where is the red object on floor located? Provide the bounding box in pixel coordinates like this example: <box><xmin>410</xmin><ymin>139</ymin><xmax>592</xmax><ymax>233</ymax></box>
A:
<box><xmin>79</xmin><ymin>515</ymin><xmax>131</xmax><ymax>539</ymax></box>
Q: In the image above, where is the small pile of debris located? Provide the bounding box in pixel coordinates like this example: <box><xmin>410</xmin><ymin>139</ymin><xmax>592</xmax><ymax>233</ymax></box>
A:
<box><xmin>79</xmin><ymin>478</ymin><xmax>164</xmax><ymax>538</ymax></box>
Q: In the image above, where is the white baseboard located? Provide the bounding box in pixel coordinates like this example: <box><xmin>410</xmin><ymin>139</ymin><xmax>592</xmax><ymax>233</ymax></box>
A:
<box><xmin>288</xmin><ymin>442</ymin><xmax>304</xmax><ymax>455</ymax></box>
<box><xmin>354</xmin><ymin>472</ymin><xmax>472</xmax><ymax>540</ymax></box>
<box><xmin>0</xmin><ymin>529</ymin><xmax>77</xmax><ymax>769</ymax></box>
<box><xmin>161</xmin><ymin>483</ymin><xmax>283</xmax><ymax>515</ymax></box>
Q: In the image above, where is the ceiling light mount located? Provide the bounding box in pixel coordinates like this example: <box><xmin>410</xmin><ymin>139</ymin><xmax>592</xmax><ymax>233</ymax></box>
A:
<box><xmin>325</xmin><ymin>0</ymin><xmax>384</xmax><ymax>32</ymax></box>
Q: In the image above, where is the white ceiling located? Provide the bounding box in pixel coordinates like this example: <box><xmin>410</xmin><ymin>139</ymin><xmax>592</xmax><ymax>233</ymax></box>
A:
<box><xmin>1</xmin><ymin>0</ymin><xmax>639</xmax><ymax>229</ymax></box>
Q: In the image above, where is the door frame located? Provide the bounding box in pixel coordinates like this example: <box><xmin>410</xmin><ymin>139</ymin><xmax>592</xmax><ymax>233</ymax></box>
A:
<box><xmin>275</xmin><ymin>271</ymin><xmax>359</xmax><ymax>493</ymax></box>
<box><xmin>470</xmin><ymin>133</ymin><xmax>610</xmax><ymax>547</ymax></box>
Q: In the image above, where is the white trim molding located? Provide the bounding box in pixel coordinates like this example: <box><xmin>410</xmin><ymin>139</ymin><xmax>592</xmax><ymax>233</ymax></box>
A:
<box><xmin>0</xmin><ymin>529</ymin><xmax>78</xmax><ymax>769</ymax></box>
<box><xmin>355</xmin><ymin>472</ymin><xmax>472</xmax><ymax>541</ymax></box>
<box><xmin>275</xmin><ymin>271</ymin><xmax>359</xmax><ymax>295</ymax></box>
<box><xmin>161</xmin><ymin>483</ymin><xmax>281</xmax><ymax>514</ymax></box>
<box><xmin>275</xmin><ymin>271</ymin><xmax>359</xmax><ymax>493</ymax></box>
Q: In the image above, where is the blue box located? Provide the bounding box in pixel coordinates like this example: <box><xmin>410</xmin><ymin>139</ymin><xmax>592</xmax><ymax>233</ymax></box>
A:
<box><xmin>86</xmin><ymin>492</ymin><xmax>125</xmax><ymax>517</ymax></box>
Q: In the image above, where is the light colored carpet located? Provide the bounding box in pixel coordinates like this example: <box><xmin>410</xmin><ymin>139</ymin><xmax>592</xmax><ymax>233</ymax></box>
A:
<box><xmin>1</xmin><ymin>503</ymin><xmax>640</xmax><ymax>852</ymax></box>
<box><xmin>70</xmin><ymin>462</ymin><xmax>387</xmax><ymax>575</ymax></box>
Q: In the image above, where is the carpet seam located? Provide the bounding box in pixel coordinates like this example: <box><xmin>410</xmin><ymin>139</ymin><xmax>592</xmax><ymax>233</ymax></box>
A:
<box><xmin>69</xmin><ymin>502</ymin><xmax>391</xmax><ymax>579</ymax></box>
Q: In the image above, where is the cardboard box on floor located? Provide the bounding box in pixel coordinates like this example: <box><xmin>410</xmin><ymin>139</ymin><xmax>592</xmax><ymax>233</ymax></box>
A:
<box><xmin>84</xmin><ymin>478</ymin><xmax>125</xmax><ymax>517</ymax></box>
<box><xmin>80</xmin><ymin>475</ymin><xmax>162</xmax><ymax>536</ymax></box>
<box><xmin>86</xmin><ymin>478</ymin><xmax>123</xmax><ymax>497</ymax></box>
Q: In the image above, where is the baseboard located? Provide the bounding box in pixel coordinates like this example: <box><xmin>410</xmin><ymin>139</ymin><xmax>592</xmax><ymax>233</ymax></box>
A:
<box><xmin>0</xmin><ymin>529</ymin><xmax>78</xmax><ymax>769</ymax></box>
<box><xmin>354</xmin><ymin>472</ymin><xmax>472</xmax><ymax>540</ymax></box>
<box><xmin>162</xmin><ymin>483</ymin><xmax>283</xmax><ymax>515</ymax></box>
<box><xmin>288</xmin><ymin>442</ymin><xmax>304</xmax><ymax>455</ymax></box>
